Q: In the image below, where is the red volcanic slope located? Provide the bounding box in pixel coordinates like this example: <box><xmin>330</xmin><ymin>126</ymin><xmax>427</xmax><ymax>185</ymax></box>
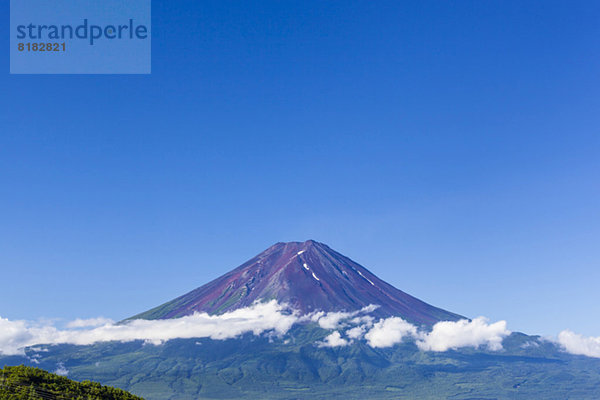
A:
<box><xmin>130</xmin><ymin>240</ymin><xmax>464</xmax><ymax>325</ymax></box>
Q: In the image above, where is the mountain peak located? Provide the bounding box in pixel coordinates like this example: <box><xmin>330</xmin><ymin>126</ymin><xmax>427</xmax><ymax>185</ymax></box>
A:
<box><xmin>130</xmin><ymin>241</ymin><xmax>463</xmax><ymax>325</ymax></box>
<box><xmin>269</xmin><ymin>239</ymin><xmax>322</xmax><ymax>251</ymax></box>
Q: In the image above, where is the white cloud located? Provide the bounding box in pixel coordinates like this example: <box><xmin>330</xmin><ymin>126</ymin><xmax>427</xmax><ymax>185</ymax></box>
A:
<box><xmin>54</xmin><ymin>363</ymin><xmax>69</xmax><ymax>376</ymax></box>
<box><xmin>0</xmin><ymin>303</ymin><xmax>383</xmax><ymax>355</ymax></box>
<box><xmin>557</xmin><ymin>330</ymin><xmax>600</xmax><ymax>358</ymax></box>
<box><xmin>9</xmin><ymin>304</ymin><xmax>598</xmax><ymax>358</ymax></box>
<box><xmin>28</xmin><ymin>347</ymin><xmax>49</xmax><ymax>352</ymax></box>
<box><xmin>0</xmin><ymin>306</ymin><xmax>515</xmax><ymax>356</ymax></box>
<box><xmin>0</xmin><ymin>317</ymin><xmax>59</xmax><ymax>356</ymax></box>
<box><xmin>315</xmin><ymin>311</ymin><xmax>353</xmax><ymax>329</ymax></box>
<box><xmin>361</xmin><ymin>316</ymin><xmax>511</xmax><ymax>352</ymax></box>
<box><xmin>520</xmin><ymin>340</ymin><xmax>540</xmax><ymax>349</ymax></box>
<box><xmin>66</xmin><ymin>317</ymin><xmax>115</xmax><ymax>329</ymax></box>
<box><xmin>346</xmin><ymin>325</ymin><xmax>367</xmax><ymax>339</ymax></box>
<box><xmin>364</xmin><ymin>317</ymin><xmax>418</xmax><ymax>348</ymax></box>
<box><xmin>0</xmin><ymin>301</ymin><xmax>299</xmax><ymax>355</ymax></box>
<box><xmin>313</xmin><ymin>305</ymin><xmax>378</xmax><ymax>329</ymax></box>
<box><xmin>416</xmin><ymin>317</ymin><xmax>510</xmax><ymax>352</ymax></box>
<box><xmin>318</xmin><ymin>331</ymin><xmax>349</xmax><ymax>348</ymax></box>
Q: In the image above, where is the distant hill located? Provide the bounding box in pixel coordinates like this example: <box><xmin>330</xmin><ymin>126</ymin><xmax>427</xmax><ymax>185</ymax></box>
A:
<box><xmin>129</xmin><ymin>240</ymin><xmax>463</xmax><ymax>325</ymax></box>
<box><xmin>2</xmin><ymin>330</ymin><xmax>600</xmax><ymax>400</ymax></box>
<box><xmin>0</xmin><ymin>365</ymin><xmax>143</xmax><ymax>400</ymax></box>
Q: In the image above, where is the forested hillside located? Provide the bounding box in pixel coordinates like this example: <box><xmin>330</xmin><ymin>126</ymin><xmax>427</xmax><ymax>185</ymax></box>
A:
<box><xmin>0</xmin><ymin>365</ymin><xmax>143</xmax><ymax>400</ymax></box>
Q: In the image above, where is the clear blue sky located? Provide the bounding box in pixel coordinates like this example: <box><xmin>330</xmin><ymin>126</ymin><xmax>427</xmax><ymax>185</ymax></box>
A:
<box><xmin>1</xmin><ymin>1</ymin><xmax>599</xmax><ymax>336</ymax></box>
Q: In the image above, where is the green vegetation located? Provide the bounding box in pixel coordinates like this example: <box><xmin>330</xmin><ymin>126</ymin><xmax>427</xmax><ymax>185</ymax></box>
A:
<box><xmin>0</xmin><ymin>365</ymin><xmax>143</xmax><ymax>400</ymax></box>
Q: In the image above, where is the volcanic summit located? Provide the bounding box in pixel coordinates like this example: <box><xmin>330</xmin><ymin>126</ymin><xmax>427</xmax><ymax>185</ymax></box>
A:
<box><xmin>130</xmin><ymin>240</ymin><xmax>463</xmax><ymax>325</ymax></box>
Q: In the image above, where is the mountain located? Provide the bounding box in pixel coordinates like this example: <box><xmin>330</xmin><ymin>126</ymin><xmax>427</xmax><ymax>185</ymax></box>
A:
<box><xmin>3</xmin><ymin>240</ymin><xmax>600</xmax><ymax>399</ymax></box>
<box><xmin>4</xmin><ymin>332</ymin><xmax>600</xmax><ymax>400</ymax></box>
<box><xmin>129</xmin><ymin>240</ymin><xmax>462</xmax><ymax>325</ymax></box>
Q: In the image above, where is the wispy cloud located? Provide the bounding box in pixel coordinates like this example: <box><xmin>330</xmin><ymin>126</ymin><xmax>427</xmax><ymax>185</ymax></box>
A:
<box><xmin>0</xmin><ymin>301</ymin><xmax>298</xmax><ymax>355</ymax></box>
<box><xmin>1</xmin><ymin>303</ymin><xmax>598</xmax><ymax>359</ymax></box>
<box><xmin>557</xmin><ymin>330</ymin><xmax>600</xmax><ymax>358</ymax></box>
<box><xmin>54</xmin><ymin>363</ymin><xmax>69</xmax><ymax>376</ymax></box>
<box><xmin>310</xmin><ymin>305</ymin><xmax>378</xmax><ymax>329</ymax></box>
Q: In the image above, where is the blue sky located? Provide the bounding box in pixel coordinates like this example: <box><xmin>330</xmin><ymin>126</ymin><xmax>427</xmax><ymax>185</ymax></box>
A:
<box><xmin>1</xmin><ymin>1</ymin><xmax>599</xmax><ymax>337</ymax></box>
